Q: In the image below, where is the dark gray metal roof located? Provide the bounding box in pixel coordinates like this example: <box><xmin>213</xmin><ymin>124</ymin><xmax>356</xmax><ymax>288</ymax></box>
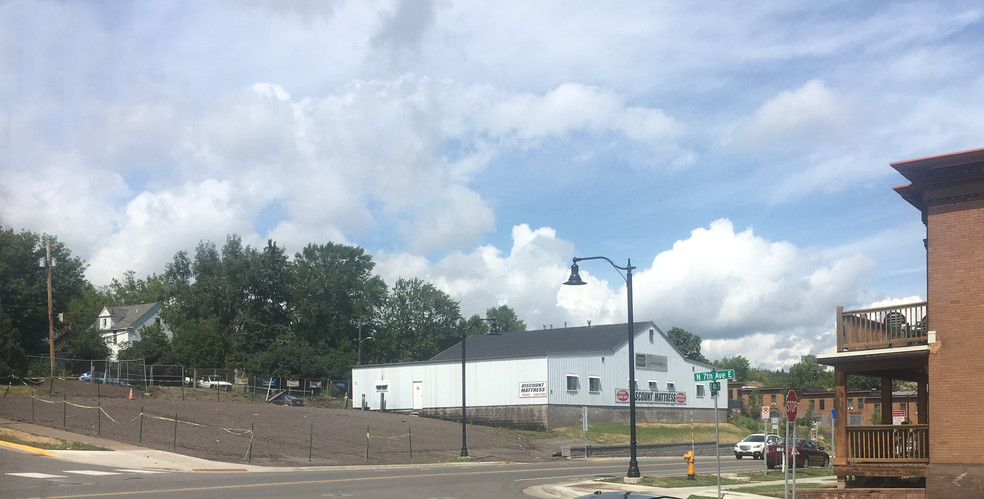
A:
<box><xmin>429</xmin><ymin>322</ymin><xmax>659</xmax><ymax>361</ymax></box>
<box><xmin>95</xmin><ymin>302</ymin><xmax>160</xmax><ymax>331</ymax></box>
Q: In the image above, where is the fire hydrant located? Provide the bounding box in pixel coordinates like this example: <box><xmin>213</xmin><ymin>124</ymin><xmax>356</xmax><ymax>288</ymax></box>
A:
<box><xmin>683</xmin><ymin>450</ymin><xmax>695</xmax><ymax>480</ymax></box>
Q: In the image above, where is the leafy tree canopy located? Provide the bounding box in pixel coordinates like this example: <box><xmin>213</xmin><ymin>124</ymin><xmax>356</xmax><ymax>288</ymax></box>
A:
<box><xmin>485</xmin><ymin>305</ymin><xmax>526</xmax><ymax>334</ymax></box>
<box><xmin>666</xmin><ymin>326</ymin><xmax>708</xmax><ymax>362</ymax></box>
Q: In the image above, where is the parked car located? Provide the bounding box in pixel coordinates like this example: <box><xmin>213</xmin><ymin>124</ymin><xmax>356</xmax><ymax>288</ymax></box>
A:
<box><xmin>766</xmin><ymin>438</ymin><xmax>830</xmax><ymax>469</ymax></box>
<box><xmin>734</xmin><ymin>433</ymin><xmax>780</xmax><ymax>459</ymax></box>
<box><xmin>198</xmin><ymin>377</ymin><xmax>233</xmax><ymax>391</ymax></box>
<box><xmin>86</xmin><ymin>372</ymin><xmax>127</xmax><ymax>385</ymax></box>
<box><xmin>271</xmin><ymin>394</ymin><xmax>304</xmax><ymax>406</ymax></box>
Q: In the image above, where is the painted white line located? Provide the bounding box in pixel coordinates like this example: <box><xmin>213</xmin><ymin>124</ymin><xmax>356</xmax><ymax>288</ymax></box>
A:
<box><xmin>6</xmin><ymin>472</ymin><xmax>67</xmax><ymax>479</ymax></box>
<box><xmin>65</xmin><ymin>470</ymin><xmax>122</xmax><ymax>476</ymax></box>
<box><xmin>116</xmin><ymin>469</ymin><xmax>167</xmax><ymax>474</ymax></box>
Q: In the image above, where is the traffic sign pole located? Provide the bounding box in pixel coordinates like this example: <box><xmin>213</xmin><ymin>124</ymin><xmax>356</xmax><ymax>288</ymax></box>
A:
<box><xmin>695</xmin><ymin>369</ymin><xmax>734</xmax><ymax>499</ymax></box>
<box><xmin>785</xmin><ymin>390</ymin><xmax>799</xmax><ymax>499</ymax></box>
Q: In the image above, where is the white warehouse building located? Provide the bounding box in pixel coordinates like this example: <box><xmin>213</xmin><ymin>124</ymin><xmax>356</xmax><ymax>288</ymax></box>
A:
<box><xmin>351</xmin><ymin>322</ymin><xmax>727</xmax><ymax>430</ymax></box>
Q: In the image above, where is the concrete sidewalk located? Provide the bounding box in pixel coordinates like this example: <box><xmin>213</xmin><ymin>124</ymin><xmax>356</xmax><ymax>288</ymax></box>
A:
<box><xmin>528</xmin><ymin>474</ymin><xmax>838</xmax><ymax>498</ymax></box>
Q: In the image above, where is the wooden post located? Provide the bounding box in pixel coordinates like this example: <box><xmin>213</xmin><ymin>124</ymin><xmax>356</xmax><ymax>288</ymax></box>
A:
<box><xmin>834</xmin><ymin>368</ymin><xmax>847</xmax><ymax>467</ymax></box>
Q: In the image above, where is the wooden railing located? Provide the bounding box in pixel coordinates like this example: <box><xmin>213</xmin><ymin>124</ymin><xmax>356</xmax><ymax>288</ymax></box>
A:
<box><xmin>837</xmin><ymin>302</ymin><xmax>928</xmax><ymax>352</ymax></box>
<box><xmin>846</xmin><ymin>425</ymin><xmax>929</xmax><ymax>463</ymax></box>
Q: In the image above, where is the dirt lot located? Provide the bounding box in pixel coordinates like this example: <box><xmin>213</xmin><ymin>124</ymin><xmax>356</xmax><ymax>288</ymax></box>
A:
<box><xmin>0</xmin><ymin>379</ymin><xmax>580</xmax><ymax>467</ymax></box>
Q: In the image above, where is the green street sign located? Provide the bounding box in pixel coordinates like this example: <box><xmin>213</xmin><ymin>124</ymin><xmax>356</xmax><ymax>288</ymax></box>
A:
<box><xmin>694</xmin><ymin>369</ymin><xmax>735</xmax><ymax>382</ymax></box>
<box><xmin>709</xmin><ymin>381</ymin><xmax>721</xmax><ymax>392</ymax></box>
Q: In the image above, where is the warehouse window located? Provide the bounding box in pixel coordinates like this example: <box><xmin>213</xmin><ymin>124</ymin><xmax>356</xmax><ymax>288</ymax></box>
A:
<box><xmin>858</xmin><ymin>398</ymin><xmax>864</xmax><ymax>410</ymax></box>
<box><xmin>771</xmin><ymin>394</ymin><xmax>777</xmax><ymax>404</ymax></box>
<box><xmin>820</xmin><ymin>400</ymin><xmax>825</xmax><ymax>411</ymax></box>
<box><xmin>666</xmin><ymin>382</ymin><xmax>675</xmax><ymax>392</ymax></box>
<box><xmin>589</xmin><ymin>376</ymin><xmax>602</xmax><ymax>392</ymax></box>
<box><xmin>648</xmin><ymin>380</ymin><xmax>659</xmax><ymax>391</ymax></box>
<box><xmin>566</xmin><ymin>375</ymin><xmax>579</xmax><ymax>391</ymax></box>
<box><xmin>696</xmin><ymin>384</ymin><xmax>706</xmax><ymax>398</ymax></box>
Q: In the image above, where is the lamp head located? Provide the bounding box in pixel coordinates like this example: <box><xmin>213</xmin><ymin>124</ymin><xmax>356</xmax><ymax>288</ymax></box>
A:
<box><xmin>563</xmin><ymin>262</ymin><xmax>587</xmax><ymax>286</ymax></box>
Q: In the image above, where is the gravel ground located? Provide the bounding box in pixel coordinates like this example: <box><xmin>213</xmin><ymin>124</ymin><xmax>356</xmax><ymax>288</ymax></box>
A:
<box><xmin>0</xmin><ymin>379</ymin><xmax>580</xmax><ymax>467</ymax></box>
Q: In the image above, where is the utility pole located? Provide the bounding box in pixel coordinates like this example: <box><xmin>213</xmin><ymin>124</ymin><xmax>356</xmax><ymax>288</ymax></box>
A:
<box><xmin>45</xmin><ymin>242</ymin><xmax>55</xmax><ymax>377</ymax></box>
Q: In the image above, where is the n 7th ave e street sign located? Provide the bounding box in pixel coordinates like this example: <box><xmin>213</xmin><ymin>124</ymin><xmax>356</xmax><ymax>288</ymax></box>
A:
<box><xmin>694</xmin><ymin>369</ymin><xmax>735</xmax><ymax>382</ymax></box>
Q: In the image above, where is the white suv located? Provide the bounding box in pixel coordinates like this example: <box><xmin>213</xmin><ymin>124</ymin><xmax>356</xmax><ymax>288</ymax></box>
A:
<box><xmin>734</xmin><ymin>433</ymin><xmax>780</xmax><ymax>460</ymax></box>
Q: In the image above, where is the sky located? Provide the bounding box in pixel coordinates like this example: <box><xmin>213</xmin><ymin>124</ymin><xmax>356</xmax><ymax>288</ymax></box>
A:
<box><xmin>2</xmin><ymin>1</ymin><xmax>982</xmax><ymax>370</ymax></box>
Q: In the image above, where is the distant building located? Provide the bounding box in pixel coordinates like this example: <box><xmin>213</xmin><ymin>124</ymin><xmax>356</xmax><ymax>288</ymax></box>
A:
<box><xmin>352</xmin><ymin>322</ymin><xmax>728</xmax><ymax>430</ymax></box>
<box><xmin>93</xmin><ymin>302</ymin><xmax>170</xmax><ymax>360</ymax></box>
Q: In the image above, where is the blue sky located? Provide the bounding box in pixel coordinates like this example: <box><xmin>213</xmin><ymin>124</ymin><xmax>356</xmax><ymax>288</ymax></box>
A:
<box><xmin>2</xmin><ymin>1</ymin><xmax>982</xmax><ymax>369</ymax></box>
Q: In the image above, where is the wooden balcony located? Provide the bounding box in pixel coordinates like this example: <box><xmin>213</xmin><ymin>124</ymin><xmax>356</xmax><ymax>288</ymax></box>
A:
<box><xmin>837</xmin><ymin>425</ymin><xmax>928</xmax><ymax>479</ymax></box>
<box><xmin>837</xmin><ymin>302</ymin><xmax>928</xmax><ymax>352</ymax></box>
<box><xmin>846</xmin><ymin>425</ymin><xmax>929</xmax><ymax>463</ymax></box>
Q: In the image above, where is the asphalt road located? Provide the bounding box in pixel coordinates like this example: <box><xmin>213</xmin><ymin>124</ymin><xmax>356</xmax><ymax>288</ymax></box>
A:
<box><xmin>2</xmin><ymin>445</ymin><xmax>771</xmax><ymax>499</ymax></box>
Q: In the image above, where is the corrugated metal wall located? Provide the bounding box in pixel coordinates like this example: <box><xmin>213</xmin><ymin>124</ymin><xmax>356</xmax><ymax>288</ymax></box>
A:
<box><xmin>351</xmin><ymin>324</ymin><xmax>723</xmax><ymax>413</ymax></box>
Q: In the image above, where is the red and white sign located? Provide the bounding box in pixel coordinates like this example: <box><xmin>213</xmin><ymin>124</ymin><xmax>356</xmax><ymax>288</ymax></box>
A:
<box><xmin>761</xmin><ymin>406</ymin><xmax>770</xmax><ymax>421</ymax></box>
<box><xmin>616</xmin><ymin>389</ymin><xmax>630</xmax><ymax>402</ymax></box>
<box><xmin>892</xmin><ymin>410</ymin><xmax>906</xmax><ymax>425</ymax></box>
<box><xmin>676</xmin><ymin>392</ymin><xmax>687</xmax><ymax>404</ymax></box>
<box><xmin>785</xmin><ymin>390</ymin><xmax>799</xmax><ymax>421</ymax></box>
<box><xmin>519</xmin><ymin>381</ymin><xmax>547</xmax><ymax>398</ymax></box>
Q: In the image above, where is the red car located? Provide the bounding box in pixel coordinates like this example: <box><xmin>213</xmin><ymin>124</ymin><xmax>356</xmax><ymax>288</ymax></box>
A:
<box><xmin>766</xmin><ymin>438</ymin><xmax>830</xmax><ymax>469</ymax></box>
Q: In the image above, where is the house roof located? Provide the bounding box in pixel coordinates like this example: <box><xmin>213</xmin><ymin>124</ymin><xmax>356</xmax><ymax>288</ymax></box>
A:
<box><xmin>96</xmin><ymin>302</ymin><xmax>160</xmax><ymax>331</ymax></box>
<box><xmin>891</xmin><ymin>146</ymin><xmax>984</xmax><ymax>217</ymax></box>
<box><xmin>429</xmin><ymin>322</ymin><xmax>663</xmax><ymax>362</ymax></box>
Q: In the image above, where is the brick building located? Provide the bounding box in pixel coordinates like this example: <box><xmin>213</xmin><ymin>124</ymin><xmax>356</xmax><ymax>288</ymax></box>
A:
<box><xmin>818</xmin><ymin>147</ymin><xmax>984</xmax><ymax>497</ymax></box>
<box><xmin>729</xmin><ymin>381</ymin><xmax>917</xmax><ymax>429</ymax></box>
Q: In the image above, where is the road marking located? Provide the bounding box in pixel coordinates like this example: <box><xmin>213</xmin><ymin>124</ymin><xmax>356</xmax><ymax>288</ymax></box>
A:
<box><xmin>65</xmin><ymin>470</ymin><xmax>122</xmax><ymax>476</ymax></box>
<box><xmin>7</xmin><ymin>472</ymin><xmax>67</xmax><ymax>479</ymax></box>
<box><xmin>116</xmin><ymin>469</ymin><xmax>167</xmax><ymax>474</ymax></box>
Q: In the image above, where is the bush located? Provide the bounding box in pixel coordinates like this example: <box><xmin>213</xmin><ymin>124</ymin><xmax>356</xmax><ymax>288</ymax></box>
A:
<box><xmin>730</xmin><ymin>413</ymin><xmax>763</xmax><ymax>433</ymax></box>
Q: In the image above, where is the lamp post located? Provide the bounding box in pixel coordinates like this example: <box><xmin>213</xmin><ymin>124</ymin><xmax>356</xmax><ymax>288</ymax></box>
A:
<box><xmin>460</xmin><ymin>317</ymin><xmax>500</xmax><ymax>457</ymax></box>
<box><xmin>460</xmin><ymin>322</ymin><xmax>468</xmax><ymax>457</ymax></box>
<box><xmin>564</xmin><ymin>256</ymin><xmax>640</xmax><ymax>478</ymax></box>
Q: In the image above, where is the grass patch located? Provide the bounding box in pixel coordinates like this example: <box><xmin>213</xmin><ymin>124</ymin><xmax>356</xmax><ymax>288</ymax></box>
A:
<box><xmin>599</xmin><ymin>467</ymin><xmax>835</xmax><ymax>491</ymax></box>
<box><xmin>738</xmin><ymin>466</ymin><xmax>833</xmax><ymax>482</ymax></box>
<box><xmin>550</xmin><ymin>421</ymin><xmax>748</xmax><ymax>444</ymax></box>
<box><xmin>0</xmin><ymin>427</ymin><xmax>109</xmax><ymax>451</ymax></box>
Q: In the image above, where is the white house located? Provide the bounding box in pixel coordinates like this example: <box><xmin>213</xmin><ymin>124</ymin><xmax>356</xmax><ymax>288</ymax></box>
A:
<box><xmin>94</xmin><ymin>302</ymin><xmax>171</xmax><ymax>360</ymax></box>
<box><xmin>352</xmin><ymin>322</ymin><xmax>727</xmax><ymax>430</ymax></box>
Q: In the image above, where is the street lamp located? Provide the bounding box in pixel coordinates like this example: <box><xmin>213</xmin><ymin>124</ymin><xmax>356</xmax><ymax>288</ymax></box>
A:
<box><xmin>460</xmin><ymin>317</ymin><xmax>500</xmax><ymax>457</ymax></box>
<box><xmin>564</xmin><ymin>256</ymin><xmax>640</xmax><ymax>478</ymax></box>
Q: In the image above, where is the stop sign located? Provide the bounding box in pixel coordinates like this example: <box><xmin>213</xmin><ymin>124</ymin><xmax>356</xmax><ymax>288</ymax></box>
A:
<box><xmin>786</xmin><ymin>390</ymin><xmax>799</xmax><ymax>421</ymax></box>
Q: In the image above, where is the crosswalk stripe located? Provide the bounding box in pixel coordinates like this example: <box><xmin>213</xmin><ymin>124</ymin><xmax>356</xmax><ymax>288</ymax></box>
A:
<box><xmin>115</xmin><ymin>469</ymin><xmax>167</xmax><ymax>474</ymax></box>
<box><xmin>6</xmin><ymin>472</ymin><xmax>67</xmax><ymax>479</ymax></box>
<box><xmin>65</xmin><ymin>470</ymin><xmax>122</xmax><ymax>476</ymax></box>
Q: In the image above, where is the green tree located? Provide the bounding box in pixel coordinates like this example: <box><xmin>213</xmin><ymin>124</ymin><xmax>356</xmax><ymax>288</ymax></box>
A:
<box><xmin>485</xmin><ymin>305</ymin><xmax>525</xmax><ymax>333</ymax></box>
<box><xmin>67</xmin><ymin>326</ymin><xmax>111</xmax><ymax>361</ymax></box>
<box><xmin>372</xmin><ymin>278</ymin><xmax>464</xmax><ymax>363</ymax></box>
<box><xmin>715</xmin><ymin>355</ymin><xmax>751</xmax><ymax>381</ymax></box>
<box><xmin>117</xmin><ymin>323</ymin><xmax>174</xmax><ymax>365</ymax></box>
<box><xmin>786</xmin><ymin>355</ymin><xmax>831</xmax><ymax>393</ymax></box>
<box><xmin>0</xmin><ymin>227</ymin><xmax>91</xmax><ymax>375</ymax></box>
<box><xmin>666</xmin><ymin>327</ymin><xmax>708</xmax><ymax>362</ymax></box>
<box><xmin>234</xmin><ymin>240</ymin><xmax>292</xmax><ymax>360</ymax></box>
<box><xmin>105</xmin><ymin>270</ymin><xmax>159</xmax><ymax>305</ymax></box>
<box><xmin>290</xmin><ymin>242</ymin><xmax>386</xmax><ymax>365</ymax></box>
<box><xmin>171</xmin><ymin>318</ymin><xmax>227</xmax><ymax>368</ymax></box>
